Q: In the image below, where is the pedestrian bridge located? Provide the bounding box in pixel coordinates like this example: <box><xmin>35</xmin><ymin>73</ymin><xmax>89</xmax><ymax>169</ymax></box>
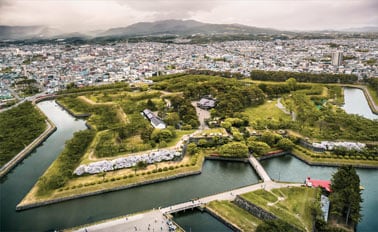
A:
<box><xmin>248</xmin><ymin>155</ymin><xmax>272</xmax><ymax>182</ymax></box>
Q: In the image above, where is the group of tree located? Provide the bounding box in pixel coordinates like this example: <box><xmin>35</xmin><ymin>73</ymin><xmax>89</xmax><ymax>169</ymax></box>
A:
<box><xmin>168</xmin><ymin>95</ymin><xmax>199</xmax><ymax>129</ymax></box>
<box><xmin>219</xmin><ymin>142</ymin><xmax>249</xmax><ymax>158</ymax></box>
<box><xmin>250</xmin><ymin>70</ymin><xmax>357</xmax><ymax>84</ymax></box>
<box><xmin>329</xmin><ymin>166</ymin><xmax>362</xmax><ymax>229</ymax></box>
<box><xmin>0</xmin><ymin>101</ymin><xmax>46</xmax><ymax>166</ymax></box>
<box><xmin>38</xmin><ymin>130</ymin><xmax>95</xmax><ymax>194</ymax></box>
<box><xmin>246</xmin><ymin>131</ymin><xmax>295</xmax><ymax>156</ymax></box>
<box><xmin>186</xmin><ymin>69</ymin><xmax>245</xmax><ymax>79</ymax></box>
<box><xmin>152</xmin><ymin>74</ymin><xmax>265</xmax><ymax>118</ymax></box>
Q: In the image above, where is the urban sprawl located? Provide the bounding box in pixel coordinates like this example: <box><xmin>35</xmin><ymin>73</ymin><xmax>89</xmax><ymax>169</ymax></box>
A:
<box><xmin>1</xmin><ymin>39</ymin><xmax>377</xmax><ymax>103</ymax></box>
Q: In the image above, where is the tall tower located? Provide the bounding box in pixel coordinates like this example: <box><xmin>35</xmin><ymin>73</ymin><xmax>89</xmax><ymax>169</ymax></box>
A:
<box><xmin>332</xmin><ymin>51</ymin><xmax>343</xmax><ymax>66</ymax></box>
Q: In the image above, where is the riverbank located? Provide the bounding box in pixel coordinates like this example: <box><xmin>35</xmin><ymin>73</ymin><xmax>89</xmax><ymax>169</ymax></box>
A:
<box><xmin>0</xmin><ymin>112</ymin><xmax>57</xmax><ymax>178</ymax></box>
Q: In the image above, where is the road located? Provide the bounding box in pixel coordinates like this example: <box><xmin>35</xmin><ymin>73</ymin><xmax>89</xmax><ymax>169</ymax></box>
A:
<box><xmin>191</xmin><ymin>101</ymin><xmax>210</xmax><ymax>130</ymax></box>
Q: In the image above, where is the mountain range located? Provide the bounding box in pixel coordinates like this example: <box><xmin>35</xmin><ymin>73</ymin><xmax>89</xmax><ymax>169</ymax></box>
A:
<box><xmin>0</xmin><ymin>19</ymin><xmax>377</xmax><ymax>41</ymax></box>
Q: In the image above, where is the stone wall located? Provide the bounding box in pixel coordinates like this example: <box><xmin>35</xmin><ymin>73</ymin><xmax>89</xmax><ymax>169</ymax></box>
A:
<box><xmin>234</xmin><ymin>195</ymin><xmax>277</xmax><ymax>221</ymax></box>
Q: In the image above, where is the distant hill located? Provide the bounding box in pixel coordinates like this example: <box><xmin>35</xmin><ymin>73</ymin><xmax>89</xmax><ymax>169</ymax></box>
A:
<box><xmin>1</xmin><ymin>20</ymin><xmax>377</xmax><ymax>42</ymax></box>
<box><xmin>100</xmin><ymin>19</ymin><xmax>281</xmax><ymax>37</ymax></box>
<box><xmin>340</xmin><ymin>26</ymin><xmax>378</xmax><ymax>33</ymax></box>
<box><xmin>0</xmin><ymin>25</ymin><xmax>63</xmax><ymax>40</ymax></box>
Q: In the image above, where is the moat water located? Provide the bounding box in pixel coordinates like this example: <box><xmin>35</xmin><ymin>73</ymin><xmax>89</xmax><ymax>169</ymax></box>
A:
<box><xmin>1</xmin><ymin>87</ymin><xmax>377</xmax><ymax>231</ymax></box>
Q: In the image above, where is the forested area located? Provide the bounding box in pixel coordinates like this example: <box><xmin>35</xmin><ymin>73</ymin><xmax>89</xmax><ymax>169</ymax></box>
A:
<box><xmin>152</xmin><ymin>74</ymin><xmax>265</xmax><ymax>117</ymax></box>
<box><xmin>329</xmin><ymin>166</ymin><xmax>362</xmax><ymax>228</ymax></box>
<box><xmin>0</xmin><ymin>102</ymin><xmax>46</xmax><ymax>166</ymax></box>
<box><xmin>37</xmin><ymin>130</ymin><xmax>95</xmax><ymax>194</ymax></box>
<box><xmin>251</xmin><ymin>70</ymin><xmax>358</xmax><ymax>84</ymax></box>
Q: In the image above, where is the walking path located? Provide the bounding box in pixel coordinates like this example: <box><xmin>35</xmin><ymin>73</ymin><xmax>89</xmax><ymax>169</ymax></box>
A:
<box><xmin>74</xmin><ymin>209</ymin><xmax>171</xmax><ymax>232</ymax></box>
<box><xmin>248</xmin><ymin>155</ymin><xmax>272</xmax><ymax>182</ymax></box>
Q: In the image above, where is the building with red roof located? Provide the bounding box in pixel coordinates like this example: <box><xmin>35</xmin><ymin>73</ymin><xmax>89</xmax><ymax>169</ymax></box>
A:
<box><xmin>305</xmin><ymin>177</ymin><xmax>332</xmax><ymax>192</ymax></box>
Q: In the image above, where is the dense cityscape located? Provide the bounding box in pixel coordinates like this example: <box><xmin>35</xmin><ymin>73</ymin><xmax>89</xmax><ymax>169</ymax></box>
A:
<box><xmin>1</xmin><ymin>38</ymin><xmax>377</xmax><ymax>105</ymax></box>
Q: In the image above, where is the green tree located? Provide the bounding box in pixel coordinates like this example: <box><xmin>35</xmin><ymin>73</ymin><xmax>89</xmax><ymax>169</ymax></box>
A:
<box><xmin>186</xmin><ymin>143</ymin><xmax>198</xmax><ymax>155</ymax></box>
<box><xmin>330</xmin><ymin>166</ymin><xmax>362</xmax><ymax>226</ymax></box>
<box><xmin>276</xmin><ymin>138</ymin><xmax>295</xmax><ymax>151</ymax></box>
<box><xmin>286</xmin><ymin>77</ymin><xmax>297</xmax><ymax>91</ymax></box>
<box><xmin>256</xmin><ymin>219</ymin><xmax>297</xmax><ymax>232</ymax></box>
<box><xmin>146</xmin><ymin>99</ymin><xmax>157</xmax><ymax>111</ymax></box>
<box><xmin>219</xmin><ymin>142</ymin><xmax>249</xmax><ymax>158</ymax></box>
<box><xmin>247</xmin><ymin>140</ymin><xmax>271</xmax><ymax>156</ymax></box>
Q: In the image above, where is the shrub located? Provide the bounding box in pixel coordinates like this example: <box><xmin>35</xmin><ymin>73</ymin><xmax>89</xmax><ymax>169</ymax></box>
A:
<box><xmin>158</xmin><ymin>168</ymin><xmax>163</xmax><ymax>172</ymax></box>
<box><xmin>163</xmin><ymin>167</ymin><xmax>168</xmax><ymax>171</ymax></box>
<box><xmin>128</xmin><ymin>174</ymin><xmax>134</xmax><ymax>178</ymax></box>
<box><xmin>169</xmin><ymin>166</ymin><xmax>174</xmax><ymax>170</ymax></box>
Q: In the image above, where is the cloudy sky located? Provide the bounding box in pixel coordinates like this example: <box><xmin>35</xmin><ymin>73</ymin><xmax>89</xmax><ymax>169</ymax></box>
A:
<box><xmin>0</xmin><ymin>0</ymin><xmax>377</xmax><ymax>32</ymax></box>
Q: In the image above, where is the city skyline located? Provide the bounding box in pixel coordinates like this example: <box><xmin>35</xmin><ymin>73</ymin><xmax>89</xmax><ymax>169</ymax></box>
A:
<box><xmin>1</xmin><ymin>0</ymin><xmax>377</xmax><ymax>33</ymax></box>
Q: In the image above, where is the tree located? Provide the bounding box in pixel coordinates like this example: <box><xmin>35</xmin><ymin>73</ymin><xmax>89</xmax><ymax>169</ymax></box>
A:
<box><xmin>260</xmin><ymin>131</ymin><xmax>282</xmax><ymax>147</ymax></box>
<box><xmin>276</xmin><ymin>138</ymin><xmax>295</xmax><ymax>151</ymax></box>
<box><xmin>286</xmin><ymin>77</ymin><xmax>297</xmax><ymax>91</ymax></box>
<box><xmin>256</xmin><ymin>219</ymin><xmax>297</xmax><ymax>232</ymax></box>
<box><xmin>146</xmin><ymin>99</ymin><xmax>157</xmax><ymax>111</ymax></box>
<box><xmin>330</xmin><ymin>166</ymin><xmax>362</xmax><ymax>226</ymax></box>
<box><xmin>186</xmin><ymin>143</ymin><xmax>198</xmax><ymax>155</ymax></box>
<box><xmin>219</xmin><ymin>142</ymin><xmax>249</xmax><ymax>158</ymax></box>
<box><xmin>247</xmin><ymin>140</ymin><xmax>271</xmax><ymax>156</ymax></box>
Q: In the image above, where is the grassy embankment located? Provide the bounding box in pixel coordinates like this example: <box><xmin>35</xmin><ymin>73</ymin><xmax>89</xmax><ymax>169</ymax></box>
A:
<box><xmin>240</xmin><ymin>187</ymin><xmax>319</xmax><ymax>231</ymax></box>
<box><xmin>207</xmin><ymin>200</ymin><xmax>263</xmax><ymax>231</ymax></box>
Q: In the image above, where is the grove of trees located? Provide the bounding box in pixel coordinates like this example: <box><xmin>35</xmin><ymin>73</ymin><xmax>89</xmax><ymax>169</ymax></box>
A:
<box><xmin>251</xmin><ymin>70</ymin><xmax>357</xmax><ymax>84</ymax></box>
<box><xmin>330</xmin><ymin>166</ymin><xmax>362</xmax><ymax>227</ymax></box>
<box><xmin>0</xmin><ymin>102</ymin><xmax>46</xmax><ymax>166</ymax></box>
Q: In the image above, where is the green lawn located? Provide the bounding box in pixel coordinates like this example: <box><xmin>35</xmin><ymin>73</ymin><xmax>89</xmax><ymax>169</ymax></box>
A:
<box><xmin>207</xmin><ymin>200</ymin><xmax>262</xmax><ymax>231</ymax></box>
<box><xmin>241</xmin><ymin>187</ymin><xmax>319</xmax><ymax>231</ymax></box>
<box><xmin>244</xmin><ymin>100</ymin><xmax>291</xmax><ymax>122</ymax></box>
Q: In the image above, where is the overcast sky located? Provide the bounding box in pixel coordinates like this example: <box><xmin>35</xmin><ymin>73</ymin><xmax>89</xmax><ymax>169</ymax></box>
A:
<box><xmin>0</xmin><ymin>0</ymin><xmax>377</xmax><ymax>32</ymax></box>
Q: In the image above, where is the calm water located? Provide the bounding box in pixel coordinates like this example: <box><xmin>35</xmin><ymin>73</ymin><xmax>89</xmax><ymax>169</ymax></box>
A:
<box><xmin>174</xmin><ymin>210</ymin><xmax>233</xmax><ymax>232</ymax></box>
<box><xmin>342</xmin><ymin>87</ymin><xmax>378</xmax><ymax>120</ymax></box>
<box><xmin>0</xmin><ymin>100</ymin><xmax>259</xmax><ymax>231</ymax></box>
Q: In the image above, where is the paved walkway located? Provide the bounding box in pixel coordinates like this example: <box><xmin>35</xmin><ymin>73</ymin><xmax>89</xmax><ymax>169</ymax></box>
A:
<box><xmin>248</xmin><ymin>156</ymin><xmax>272</xmax><ymax>182</ymax></box>
<box><xmin>75</xmin><ymin>210</ymin><xmax>171</xmax><ymax>232</ymax></box>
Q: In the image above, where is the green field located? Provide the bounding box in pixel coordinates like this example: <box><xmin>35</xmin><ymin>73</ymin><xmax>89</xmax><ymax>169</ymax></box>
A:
<box><xmin>244</xmin><ymin>99</ymin><xmax>291</xmax><ymax>122</ymax></box>
<box><xmin>207</xmin><ymin>200</ymin><xmax>262</xmax><ymax>231</ymax></box>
